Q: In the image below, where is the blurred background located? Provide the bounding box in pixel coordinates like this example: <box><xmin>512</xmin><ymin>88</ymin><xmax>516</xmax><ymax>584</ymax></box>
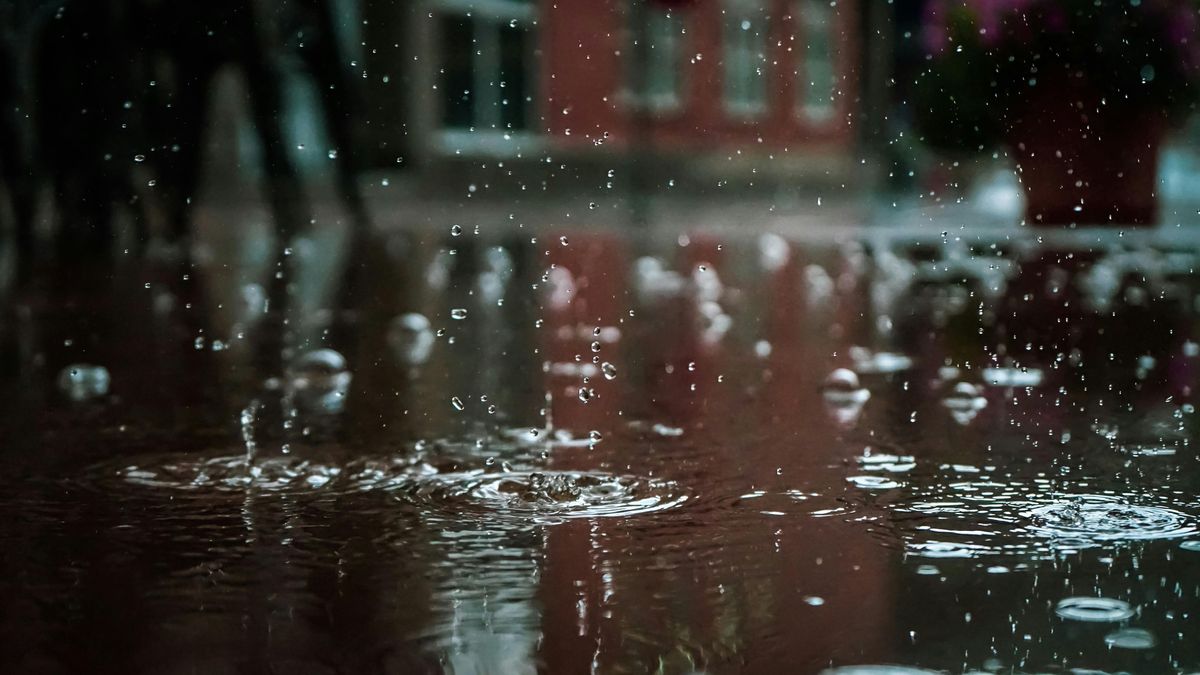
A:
<box><xmin>3</xmin><ymin>0</ymin><xmax>1198</xmax><ymax>285</ymax></box>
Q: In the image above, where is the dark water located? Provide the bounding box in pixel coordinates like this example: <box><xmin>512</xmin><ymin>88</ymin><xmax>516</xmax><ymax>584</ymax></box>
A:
<box><xmin>4</xmin><ymin>224</ymin><xmax>1200</xmax><ymax>674</ymax></box>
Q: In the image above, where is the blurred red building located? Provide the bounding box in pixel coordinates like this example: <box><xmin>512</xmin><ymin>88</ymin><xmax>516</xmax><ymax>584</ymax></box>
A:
<box><xmin>363</xmin><ymin>0</ymin><xmax>861</xmax><ymax>169</ymax></box>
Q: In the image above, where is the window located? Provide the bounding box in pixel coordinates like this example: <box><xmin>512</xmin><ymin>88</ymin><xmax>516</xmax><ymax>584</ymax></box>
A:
<box><xmin>437</xmin><ymin>2</ymin><xmax>535</xmax><ymax>134</ymax></box>
<box><xmin>636</xmin><ymin>6</ymin><xmax>686</xmax><ymax>109</ymax></box>
<box><xmin>797</xmin><ymin>0</ymin><xmax>836</xmax><ymax>121</ymax></box>
<box><xmin>723</xmin><ymin>6</ymin><xmax>769</xmax><ymax>116</ymax></box>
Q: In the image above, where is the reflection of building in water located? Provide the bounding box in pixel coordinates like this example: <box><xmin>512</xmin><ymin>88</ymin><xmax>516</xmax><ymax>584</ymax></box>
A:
<box><xmin>428</xmin><ymin>520</ymin><xmax>544</xmax><ymax>675</ymax></box>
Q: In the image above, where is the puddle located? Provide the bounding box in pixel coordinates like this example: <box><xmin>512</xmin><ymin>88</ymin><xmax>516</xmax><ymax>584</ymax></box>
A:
<box><xmin>10</xmin><ymin>231</ymin><xmax>1200</xmax><ymax>672</ymax></box>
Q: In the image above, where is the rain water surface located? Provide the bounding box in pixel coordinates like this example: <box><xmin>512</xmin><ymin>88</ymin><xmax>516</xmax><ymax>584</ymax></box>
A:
<box><xmin>3</xmin><ymin>226</ymin><xmax>1200</xmax><ymax>674</ymax></box>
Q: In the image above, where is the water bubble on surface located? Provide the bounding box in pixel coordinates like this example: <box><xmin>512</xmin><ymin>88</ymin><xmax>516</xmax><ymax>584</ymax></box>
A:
<box><xmin>1055</xmin><ymin>597</ymin><xmax>1135</xmax><ymax>622</ymax></box>
<box><xmin>941</xmin><ymin>381</ymin><xmax>987</xmax><ymax>424</ymax></box>
<box><xmin>57</xmin><ymin>364</ymin><xmax>111</xmax><ymax>401</ymax></box>
<box><xmin>822</xmin><ymin>368</ymin><xmax>869</xmax><ymax>402</ymax></box>
<box><xmin>822</xmin><ymin>368</ymin><xmax>871</xmax><ymax>427</ymax></box>
<box><xmin>387</xmin><ymin>313</ymin><xmax>435</xmax><ymax>365</ymax></box>
<box><xmin>601</xmin><ymin>362</ymin><xmax>617</xmax><ymax>380</ymax></box>
<box><xmin>847</xmin><ymin>475</ymin><xmax>904</xmax><ymax>490</ymax></box>
<box><xmin>1104</xmin><ymin>627</ymin><xmax>1156</xmax><ymax>649</ymax></box>
<box><xmin>857</xmin><ymin>452</ymin><xmax>916</xmax><ymax>473</ymax></box>
<box><xmin>286</xmin><ymin>349</ymin><xmax>352</xmax><ymax>413</ymax></box>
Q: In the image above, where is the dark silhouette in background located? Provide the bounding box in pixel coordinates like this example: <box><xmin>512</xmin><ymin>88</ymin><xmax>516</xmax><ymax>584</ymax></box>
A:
<box><xmin>0</xmin><ymin>2</ymin><xmax>36</xmax><ymax>280</ymax></box>
<box><xmin>4</xmin><ymin>0</ymin><xmax>368</xmax><ymax>283</ymax></box>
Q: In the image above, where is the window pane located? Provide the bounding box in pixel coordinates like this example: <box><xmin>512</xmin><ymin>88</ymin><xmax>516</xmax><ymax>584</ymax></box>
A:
<box><xmin>645</xmin><ymin>10</ymin><xmax>683</xmax><ymax>104</ymax></box>
<box><xmin>800</xmin><ymin>0</ymin><xmax>835</xmax><ymax>120</ymax></box>
<box><xmin>723</xmin><ymin>14</ymin><xmax>767</xmax><ymax>113</ymax></box>
<box><xmin>441</xmin><ymin>15</ymin><xmax>475</xmax><ymax>128</ymax></box>
<box><xmin>499</xmin><ymin>23</ymin><xmax>531</xmax><ymax>131</ymax></box>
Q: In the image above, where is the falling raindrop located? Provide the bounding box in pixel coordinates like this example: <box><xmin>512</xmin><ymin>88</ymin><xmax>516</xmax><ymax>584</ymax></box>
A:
<box><xmin>601</xmin><ymin>362</ymin><xmax>617</xmax><ymax>380</ymax></box>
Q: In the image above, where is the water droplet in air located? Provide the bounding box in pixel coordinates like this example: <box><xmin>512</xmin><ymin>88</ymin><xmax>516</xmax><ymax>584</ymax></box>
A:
<box><xmin>601</xmin><ymin>362</ymin><xmax>617</xmax><ymax>380</ymax></box>
<box><xmin>451</xmin><ymin>396</ymin><xmax>465</xmax><ymax>411</ymax></box>
<box><xmin>451</xmin><ymin>224</ymin><xmax>463</xmax><ymax>236</ymax></box>
<box><xmin>450</xmin><ymin>308</ymin><xmax>468</xmax><ymax>320</ymax></box>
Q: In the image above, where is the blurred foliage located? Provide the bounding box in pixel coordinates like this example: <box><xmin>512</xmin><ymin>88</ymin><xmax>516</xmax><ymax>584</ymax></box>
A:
<box><xmin>913</xmin><ymin>0</ymin><xmax>1200</xmax><ymax>154</ymax></box>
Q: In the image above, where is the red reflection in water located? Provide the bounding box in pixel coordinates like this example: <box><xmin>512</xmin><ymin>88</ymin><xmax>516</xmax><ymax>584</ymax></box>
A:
<box><xmin>534</xmin><ymin>232</ymin><xmax>893</xmax><ymax>672</ymax></box>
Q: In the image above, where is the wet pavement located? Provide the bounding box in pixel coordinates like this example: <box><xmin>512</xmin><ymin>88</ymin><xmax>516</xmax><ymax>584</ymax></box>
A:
<box><xmin>4</xmin><ymin>220</ymin><xmax>1200</xmax><ymax>674</ymax></box>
